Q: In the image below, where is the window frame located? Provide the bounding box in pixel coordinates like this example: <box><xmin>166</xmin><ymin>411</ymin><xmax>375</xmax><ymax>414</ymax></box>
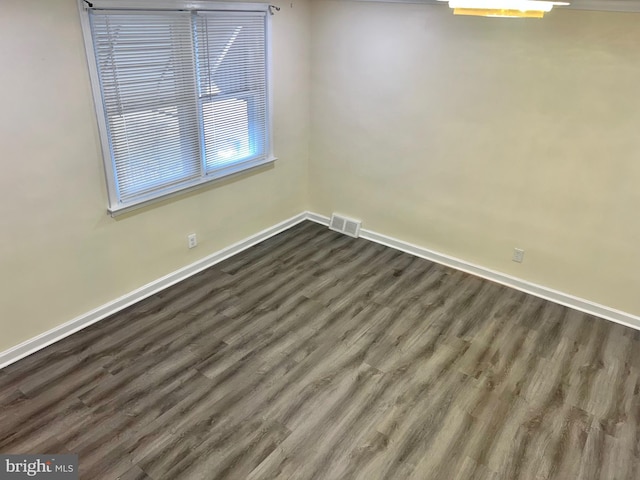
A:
<box><xmin>78</xmin><ymin>0</ymin><xmax>275</xmax><ymax>215</ymax></box>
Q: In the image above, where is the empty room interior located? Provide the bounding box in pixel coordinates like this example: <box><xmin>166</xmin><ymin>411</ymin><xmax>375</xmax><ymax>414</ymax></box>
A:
<box><xmin>2</xmin><ymin>0</ymin><xmax>640</xmax><ymax>478</ymax></box>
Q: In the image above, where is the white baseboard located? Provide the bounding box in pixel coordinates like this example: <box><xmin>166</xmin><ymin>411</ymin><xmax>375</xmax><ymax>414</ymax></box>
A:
<box><xmin>305</xmin><ymin>212</ymin><xmax>640</xmax><ymax>332</ymax></box>
<box><xmin>0</xmin><ymin>212</ymin><xmax>308</xmax><ymax>370</ymax></box>
<box><xmin>305</xmin><ymin>211</ymin><xmax>332</xmax><ymax>226</ymax></box>
<box><xmin>3</xmin><ymin>209</ymin><xmax>639</xmax><ymax>370</ymax></box>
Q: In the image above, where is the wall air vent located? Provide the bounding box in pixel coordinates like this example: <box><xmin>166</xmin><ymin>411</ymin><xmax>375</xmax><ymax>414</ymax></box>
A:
<box><xmin>329</xmin><ymin>213</ymin><xmax>362</xmax><ymax>238</ymax></box>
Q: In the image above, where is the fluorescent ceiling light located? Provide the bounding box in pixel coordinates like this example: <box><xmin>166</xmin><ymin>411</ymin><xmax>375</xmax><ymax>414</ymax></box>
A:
<box><xmin>438</xmin><ymin>0</ymin><xmax>570</xmax><ymax>18</ymax></box>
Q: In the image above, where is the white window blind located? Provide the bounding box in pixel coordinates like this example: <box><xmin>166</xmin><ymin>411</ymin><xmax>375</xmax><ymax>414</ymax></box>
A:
<box><xmin>195</xmin><ymin>13</ymin><xmax>268</xmax><ymax>172</ymax></box>
<box><xmin>85</xmin><ymin>5</ymin><xmax>271</xmax><ymax>213</ymax></box>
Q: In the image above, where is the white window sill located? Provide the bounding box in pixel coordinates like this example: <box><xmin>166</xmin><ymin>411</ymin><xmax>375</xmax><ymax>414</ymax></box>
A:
<box><xmin>108</xmin><ymin>155</ymin><xmax>277</xmax><ymax>217</ymax></box>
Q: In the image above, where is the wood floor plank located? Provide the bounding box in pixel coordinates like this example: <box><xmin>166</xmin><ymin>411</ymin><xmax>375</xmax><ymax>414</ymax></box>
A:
<box><xmin>1</xmin><ymin>221</ymin><xmax>639</xmax><ymax>479</ymax></box>
<box><xmin>117</xmin><ymin>465</ymin><xmax>153</xmax><ymax>480</ymax></box>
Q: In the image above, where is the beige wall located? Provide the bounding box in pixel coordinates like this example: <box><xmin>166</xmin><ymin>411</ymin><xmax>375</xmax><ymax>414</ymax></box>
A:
<box><xmin>2</xmin><ymin>0</ymin><xmax>640</xmax><ymax>355</ymax></box>
<box><xmin>0</xmin><ymin>0</ymin><xmax>310</xmax><ymax>352</ymax></box>
<box><xmin>309</xmin><ymin>1</ymin><xmax>640</xmax><ymax>316</ymax></box>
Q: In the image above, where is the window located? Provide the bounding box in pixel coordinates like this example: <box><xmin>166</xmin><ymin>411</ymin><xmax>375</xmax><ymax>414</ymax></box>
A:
<box><xmin>80</xmin><ymin>1</ymin><xmax>272</xmax><ymax>213</ymax></box>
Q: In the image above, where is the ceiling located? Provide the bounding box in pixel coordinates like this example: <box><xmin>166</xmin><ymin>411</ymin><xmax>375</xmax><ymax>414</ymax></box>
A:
<box><xmin>350</xmin><ymin>0</ymin><xmax>640</xmax><ymax>13</ymax></box>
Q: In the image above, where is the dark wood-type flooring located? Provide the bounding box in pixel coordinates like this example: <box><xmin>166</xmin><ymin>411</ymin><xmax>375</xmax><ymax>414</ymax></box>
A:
<box><xmin>1</xmin><ymin>221</ymin><xmax>640</xmax><ymax>479</ymax></box>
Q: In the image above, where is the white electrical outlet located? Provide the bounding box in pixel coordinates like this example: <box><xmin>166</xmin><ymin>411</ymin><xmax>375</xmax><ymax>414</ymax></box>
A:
<box><xmin>513</xmin><ymin>248</ymin><xmax>525</xmax><ymax>263</ymax></box>
<box><xmin>188</xmin><ymin>233</ymin><xmax>197</xmax><ymax>249</ymax></box>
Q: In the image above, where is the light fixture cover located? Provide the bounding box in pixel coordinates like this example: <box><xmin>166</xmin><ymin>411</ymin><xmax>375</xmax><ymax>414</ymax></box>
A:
<box><xmin>439</xmin><ymin>0</ymin><xmax>570</xmax><ymax>18</ymax></box>
<box><xmin>453</xmin><ymin>7</ymin><xmax>545</xmax><ymax>16</ymax></box>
